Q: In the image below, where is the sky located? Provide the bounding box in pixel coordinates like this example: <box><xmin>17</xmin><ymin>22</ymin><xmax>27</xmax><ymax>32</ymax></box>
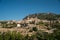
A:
<box><xmin>0</xmin><ymin>0</ymin><xmax>60</xmax><ymax>20</ymax></box>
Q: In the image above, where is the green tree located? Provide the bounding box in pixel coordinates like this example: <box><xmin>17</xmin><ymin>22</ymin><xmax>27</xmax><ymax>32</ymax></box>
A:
<box><xmin>46</xmin><ymin>13</ymin><xmax>57</xmax><ymax>29</ymax></box>
<box><xmin>32</xmin><ymin>27</ymin><xmax>38</xmax><ymax>31</ymax></box>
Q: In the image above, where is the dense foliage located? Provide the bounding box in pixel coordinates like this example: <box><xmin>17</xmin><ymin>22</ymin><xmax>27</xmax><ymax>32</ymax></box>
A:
<box><xmin>0</xmin><ymin>30</ymin><xmax>60</xmax><ymax>40</ymax></box>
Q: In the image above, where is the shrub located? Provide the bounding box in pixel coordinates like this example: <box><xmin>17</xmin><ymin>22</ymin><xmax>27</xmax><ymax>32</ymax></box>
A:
<box><xmin>32</xmin><ymin>27</ymin><xmax>38</xmax><ymax>31</ymax></box>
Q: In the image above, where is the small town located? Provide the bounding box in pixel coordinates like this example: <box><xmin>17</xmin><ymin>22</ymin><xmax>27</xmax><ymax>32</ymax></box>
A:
<box><xmin>0</xmin><ymin>13</ymin><xmax>60</xmax><ymax>40</ymax></box>
<box><xmin>0</xmin><ymin>0</ymin><xmax>60</xmax><ymax>40</ymax></box>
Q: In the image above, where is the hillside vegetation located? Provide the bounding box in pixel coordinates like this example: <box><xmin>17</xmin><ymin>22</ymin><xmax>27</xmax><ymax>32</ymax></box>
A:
<box><xmin>0</xmin><ymin>12</ymin><xmax>60</xmax><ymax>40</ymax></box>
<box><xmin>23</xmin><ymin>13</ymin><xmax>60</xmax><ymax>20</ymax></box>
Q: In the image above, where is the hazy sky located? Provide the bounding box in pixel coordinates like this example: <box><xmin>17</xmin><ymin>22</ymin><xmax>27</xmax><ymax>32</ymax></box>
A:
<box><xmin>0</xmin><ymin>0</ymin><xmax>60</xmax><ymax>20</ymax></box>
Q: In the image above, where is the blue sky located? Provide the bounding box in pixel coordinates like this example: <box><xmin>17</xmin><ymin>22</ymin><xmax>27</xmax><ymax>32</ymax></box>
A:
<box><xmin>0</xmin><ymin>0</ymin><xmax>60</xmax><ymax>20</ymax></box>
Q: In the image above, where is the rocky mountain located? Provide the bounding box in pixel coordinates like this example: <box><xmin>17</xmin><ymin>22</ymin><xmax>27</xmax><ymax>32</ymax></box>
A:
<box><xmin>23</xmin><ymin>12</ymin><xmax>60</xmax><ymax>20</ymax></box>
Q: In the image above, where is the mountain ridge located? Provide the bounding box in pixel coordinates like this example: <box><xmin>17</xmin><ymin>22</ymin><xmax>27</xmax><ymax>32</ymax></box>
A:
<box><xmin>23</xmin><ymin>12</ymin><xmax>60</xmax><ymax>20</ymax></box>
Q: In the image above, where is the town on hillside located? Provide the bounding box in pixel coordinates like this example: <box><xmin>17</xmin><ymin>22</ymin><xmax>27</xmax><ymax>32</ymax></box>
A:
<box><xmin>0</xmin><ymin>13</ymin><xmax>60</xmax><ymax>36</ymax></box>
